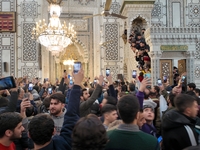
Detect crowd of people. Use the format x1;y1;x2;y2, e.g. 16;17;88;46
0;68;200;150
129;29;151;78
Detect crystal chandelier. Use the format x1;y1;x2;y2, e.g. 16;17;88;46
32;0;76;53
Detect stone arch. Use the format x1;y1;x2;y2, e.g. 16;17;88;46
130;15;148;33
74;39;89;63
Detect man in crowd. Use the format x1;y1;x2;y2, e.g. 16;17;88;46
80;75;103;117
187;83;196;92
101;104;118;130
105;95;159;150
0;112;24;150
49;93;66;135
162;94;199;150
28;69;83;150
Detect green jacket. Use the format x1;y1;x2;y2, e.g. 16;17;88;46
105;128;159;150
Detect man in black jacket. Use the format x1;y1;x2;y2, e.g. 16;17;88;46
162;94;199;150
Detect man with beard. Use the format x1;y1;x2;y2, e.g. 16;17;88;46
80;75;103;117
49;93;66;135
0;112;24;150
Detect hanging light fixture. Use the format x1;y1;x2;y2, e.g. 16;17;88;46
32;0;76;53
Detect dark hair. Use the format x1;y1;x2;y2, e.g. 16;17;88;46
43;97;51;109
72;114;108;150
104;96;117;106
129;83;135;92
174;94;196;113
101;104;117;115
49;93;65;103
0;112;22;138
0;97;9;107
28;114;54;145
195;88;200;95
26;105;34;117
187;83;196;90
81;88;87;97
154;85;160;94
117;95;139;124
169;92;176;107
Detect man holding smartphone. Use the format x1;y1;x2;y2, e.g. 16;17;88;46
80;75;104;117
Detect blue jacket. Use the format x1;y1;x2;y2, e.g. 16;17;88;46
39;85;80;150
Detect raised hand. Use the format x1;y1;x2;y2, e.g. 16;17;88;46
98;75;104;86
139;78;151;92
73;69;84;86
106;74;113;85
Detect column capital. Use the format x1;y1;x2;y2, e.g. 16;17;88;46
149;51;162;58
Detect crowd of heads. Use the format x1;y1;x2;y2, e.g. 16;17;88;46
0;68;199;150
129;29;151;73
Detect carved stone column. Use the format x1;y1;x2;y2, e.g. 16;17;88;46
150;51;162;85
185;51;195;83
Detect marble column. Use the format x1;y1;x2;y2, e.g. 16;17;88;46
150;51;162;85
185;51;195;83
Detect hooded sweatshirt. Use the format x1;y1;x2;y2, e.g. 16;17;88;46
50;108;67;135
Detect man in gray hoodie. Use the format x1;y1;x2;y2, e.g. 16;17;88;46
49;93;66;135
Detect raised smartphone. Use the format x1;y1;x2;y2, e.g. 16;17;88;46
73;62;81;74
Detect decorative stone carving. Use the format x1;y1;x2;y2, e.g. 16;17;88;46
70;19;88;31
151;2;163;18
22;67;38;78
104;23;119;61
21;1;38;18
0;33;15;76
0;0;15;11
195;41;200;59
195;65;200;78
188;3;200;19
104;1;120;19
22;23;37;61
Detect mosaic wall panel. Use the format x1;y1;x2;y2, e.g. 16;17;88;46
195;65;200;78
105;65;120;80
195;41;200;59
68;0;96;6
21;1;38;18
104;23;119;61
188;3;200;19
0;33;15;76
22;67;38;78
22;23;37;61
104;1;120;19
0;0;15;11
152;2;163;18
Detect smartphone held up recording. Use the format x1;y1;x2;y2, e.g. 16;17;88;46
48;87;52;94
0;76;16;90
28;83;33;92
132;70;137;78
181;76;186;83
106;69;110;76
73;62;81;74
157;79;162;86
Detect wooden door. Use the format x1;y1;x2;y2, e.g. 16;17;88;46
178;59;186;75
160;60;173;85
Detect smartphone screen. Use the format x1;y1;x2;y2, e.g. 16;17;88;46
69;80;73;85
69;77;72;80
94;79;97;83
181;76;186;83
106;69;110;76
163;76;167;83
48;87;52;94
73;62;81;74
28;83;33;91
0;76;16;90
157;79;162;86
157;136;162;143
132;70;137;78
